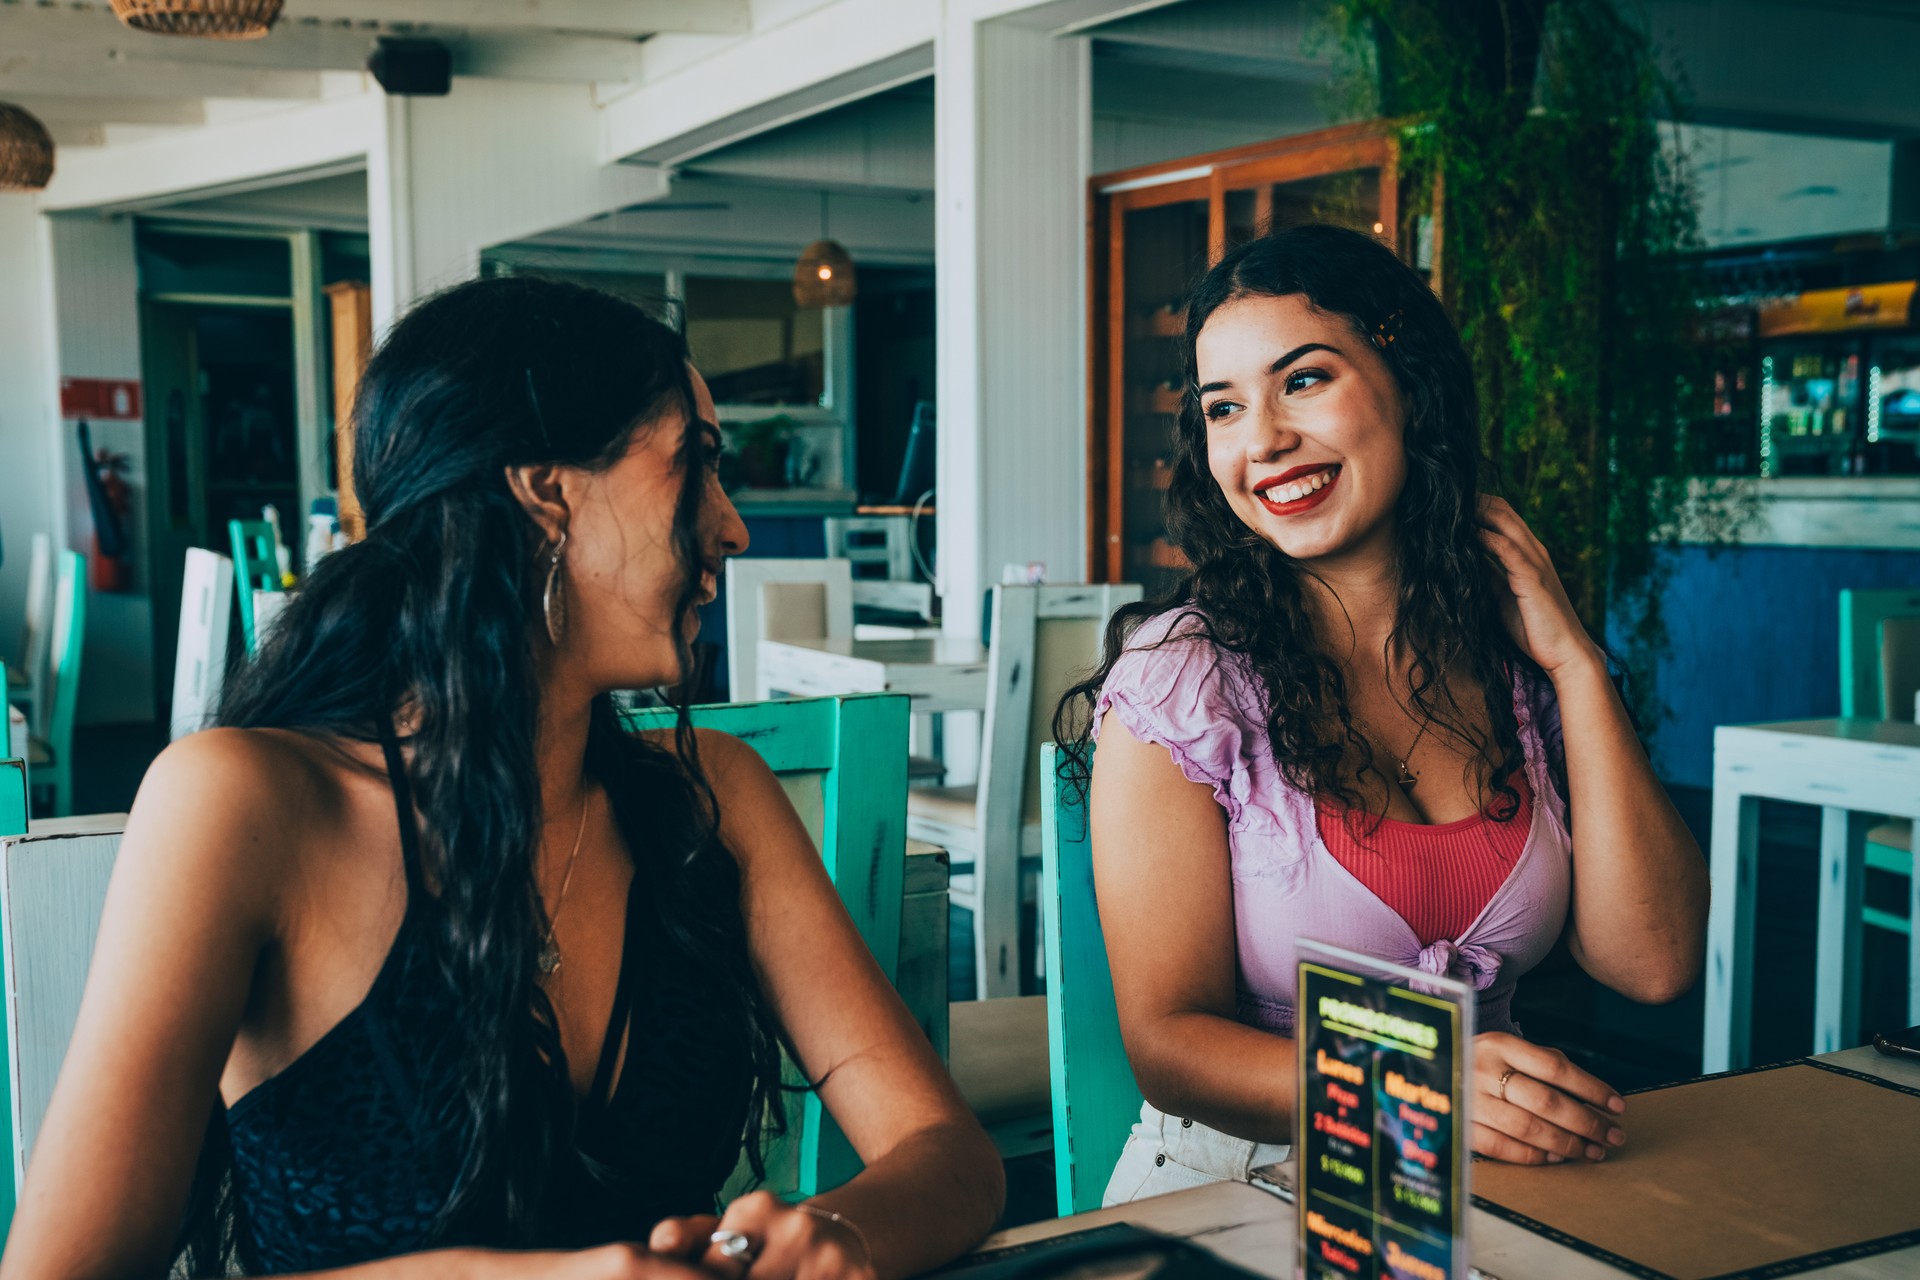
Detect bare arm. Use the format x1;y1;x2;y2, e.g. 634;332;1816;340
0;731;710;1280
1479;496;1708;1004
649;730;1002;1280
1091;715;1298;1144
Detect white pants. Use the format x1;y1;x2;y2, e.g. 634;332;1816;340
1101;1100;1292;1206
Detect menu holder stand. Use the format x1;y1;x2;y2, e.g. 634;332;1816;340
1295;939;1473;1280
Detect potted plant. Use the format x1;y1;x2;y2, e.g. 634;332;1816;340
727;414;800;490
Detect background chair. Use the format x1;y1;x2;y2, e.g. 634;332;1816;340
26;552;86;818
6;534;52;739
0;817;126;1233
1840;587;1920;939
169;549;234;742
908;583;1141;999
722;558;853;702
1040;740;1142;1216
621;693;907;1197
228;519;284;657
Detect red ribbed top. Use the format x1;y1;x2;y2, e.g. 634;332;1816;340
1314;773;1532;947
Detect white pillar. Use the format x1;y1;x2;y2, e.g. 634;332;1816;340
0;198;63;651
935;14;1091;638
367;80;672;334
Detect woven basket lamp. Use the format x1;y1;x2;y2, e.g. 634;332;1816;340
110;0;283;39
794;240;856;309
0;104;55;192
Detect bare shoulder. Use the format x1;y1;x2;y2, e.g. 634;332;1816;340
120;727;366;910
632;726;797;869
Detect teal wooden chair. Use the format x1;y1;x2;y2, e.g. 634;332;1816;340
0;754;26;1233
1040;740;1142;1216
25;553;86;819
1840;588;1920;938
620;693;908;1199
228;519;285;657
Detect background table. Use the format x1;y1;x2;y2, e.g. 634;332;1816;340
759;636;989;713
972;1047;1920;1280
1704;718;1920;1073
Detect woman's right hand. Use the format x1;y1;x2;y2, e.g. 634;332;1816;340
1471;1032;1627;1165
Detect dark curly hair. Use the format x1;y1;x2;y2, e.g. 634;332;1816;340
1060;223;1549;824
179;276;787;1271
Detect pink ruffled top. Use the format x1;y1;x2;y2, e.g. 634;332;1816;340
1091;608;1573;1037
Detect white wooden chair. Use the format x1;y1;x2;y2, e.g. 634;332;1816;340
0;816;126;1217
907;583;1142;999
169;549;234;742
6;534;53;740
723;558;854;702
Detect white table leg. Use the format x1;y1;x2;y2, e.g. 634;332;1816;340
1705;783;1761;1073
1814;808;1871;1054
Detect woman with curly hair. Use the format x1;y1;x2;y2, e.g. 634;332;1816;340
1059;224;1707;1204
3;277;1002;1278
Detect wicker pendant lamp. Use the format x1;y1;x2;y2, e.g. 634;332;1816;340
793;192;856;309
0;104;55;192
110;0;283;39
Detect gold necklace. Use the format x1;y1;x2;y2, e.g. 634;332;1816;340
1356;711;1436;791
538;788;591;976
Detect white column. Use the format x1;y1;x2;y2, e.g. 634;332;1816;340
0;198;63;653
935;14;1091;638
367;80;672;334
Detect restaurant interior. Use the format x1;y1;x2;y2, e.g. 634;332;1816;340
1;1;1918;1276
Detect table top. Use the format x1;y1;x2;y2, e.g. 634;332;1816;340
1721;717;1920;748
762;635;988;667
972;1046;1920;1280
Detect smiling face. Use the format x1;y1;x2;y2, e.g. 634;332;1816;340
1196;292;1410;568
559;366;747;691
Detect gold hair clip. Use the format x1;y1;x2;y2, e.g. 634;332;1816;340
1371;310;1405;350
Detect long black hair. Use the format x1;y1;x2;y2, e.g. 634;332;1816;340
179;276;786;1270
1061;223;1546;821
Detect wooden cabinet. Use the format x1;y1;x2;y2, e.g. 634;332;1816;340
323;281;372;541
1088;123;1424;588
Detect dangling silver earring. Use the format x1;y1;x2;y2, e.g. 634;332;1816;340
542;530;568;647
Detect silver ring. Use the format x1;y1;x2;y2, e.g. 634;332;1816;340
710;1230;757;1264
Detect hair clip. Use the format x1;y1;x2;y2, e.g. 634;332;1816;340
524;367;553;449
1371;309;1405;350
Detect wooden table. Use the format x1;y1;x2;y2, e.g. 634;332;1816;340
759;636;989;713
1704;718;1920;1073
970;1047;1920;1280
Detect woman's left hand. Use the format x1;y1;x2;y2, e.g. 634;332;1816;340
650;1191;876;1280
1477;496;1602;676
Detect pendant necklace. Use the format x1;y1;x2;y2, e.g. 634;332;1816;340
538;788;591;976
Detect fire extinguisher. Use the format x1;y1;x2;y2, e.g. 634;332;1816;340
76;420;134;593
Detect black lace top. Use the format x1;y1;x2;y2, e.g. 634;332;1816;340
222;728;755;1272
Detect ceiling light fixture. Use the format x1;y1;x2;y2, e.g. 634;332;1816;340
0;103;55;192
109;0;283;40
794;191;856;309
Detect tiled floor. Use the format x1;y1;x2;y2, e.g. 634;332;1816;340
53;724;1916;1229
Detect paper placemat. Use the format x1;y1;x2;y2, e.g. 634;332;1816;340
1470;1059;1920;1280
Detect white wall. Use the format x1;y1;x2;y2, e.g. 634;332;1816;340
0;198;61;672
1677;124;1894;248
45;214;153;725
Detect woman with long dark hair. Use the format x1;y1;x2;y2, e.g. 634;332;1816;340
4;277;1003;1277
1060;224;1706;1204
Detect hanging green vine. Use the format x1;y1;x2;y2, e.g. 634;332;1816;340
1322;0;1750;729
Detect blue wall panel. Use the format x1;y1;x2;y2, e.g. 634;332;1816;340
1623;545;1920;788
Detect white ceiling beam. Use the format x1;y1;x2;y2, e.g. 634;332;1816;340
283;0;749;37
601;0;936;165
452;33;648;81
45;123;107;148
3;97;207;126
38;91;376;211
0;53;324;101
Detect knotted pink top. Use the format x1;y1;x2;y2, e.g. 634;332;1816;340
1091;608;1573;1037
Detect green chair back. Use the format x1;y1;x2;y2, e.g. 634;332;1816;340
228;520;283;656
620;693;908;1198
1840;587;1920;720
34;553;87;817
1040;741;1142;1216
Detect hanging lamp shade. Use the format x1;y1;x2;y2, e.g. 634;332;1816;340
110;0;283;39
793;239;856;309
0;104;55;192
